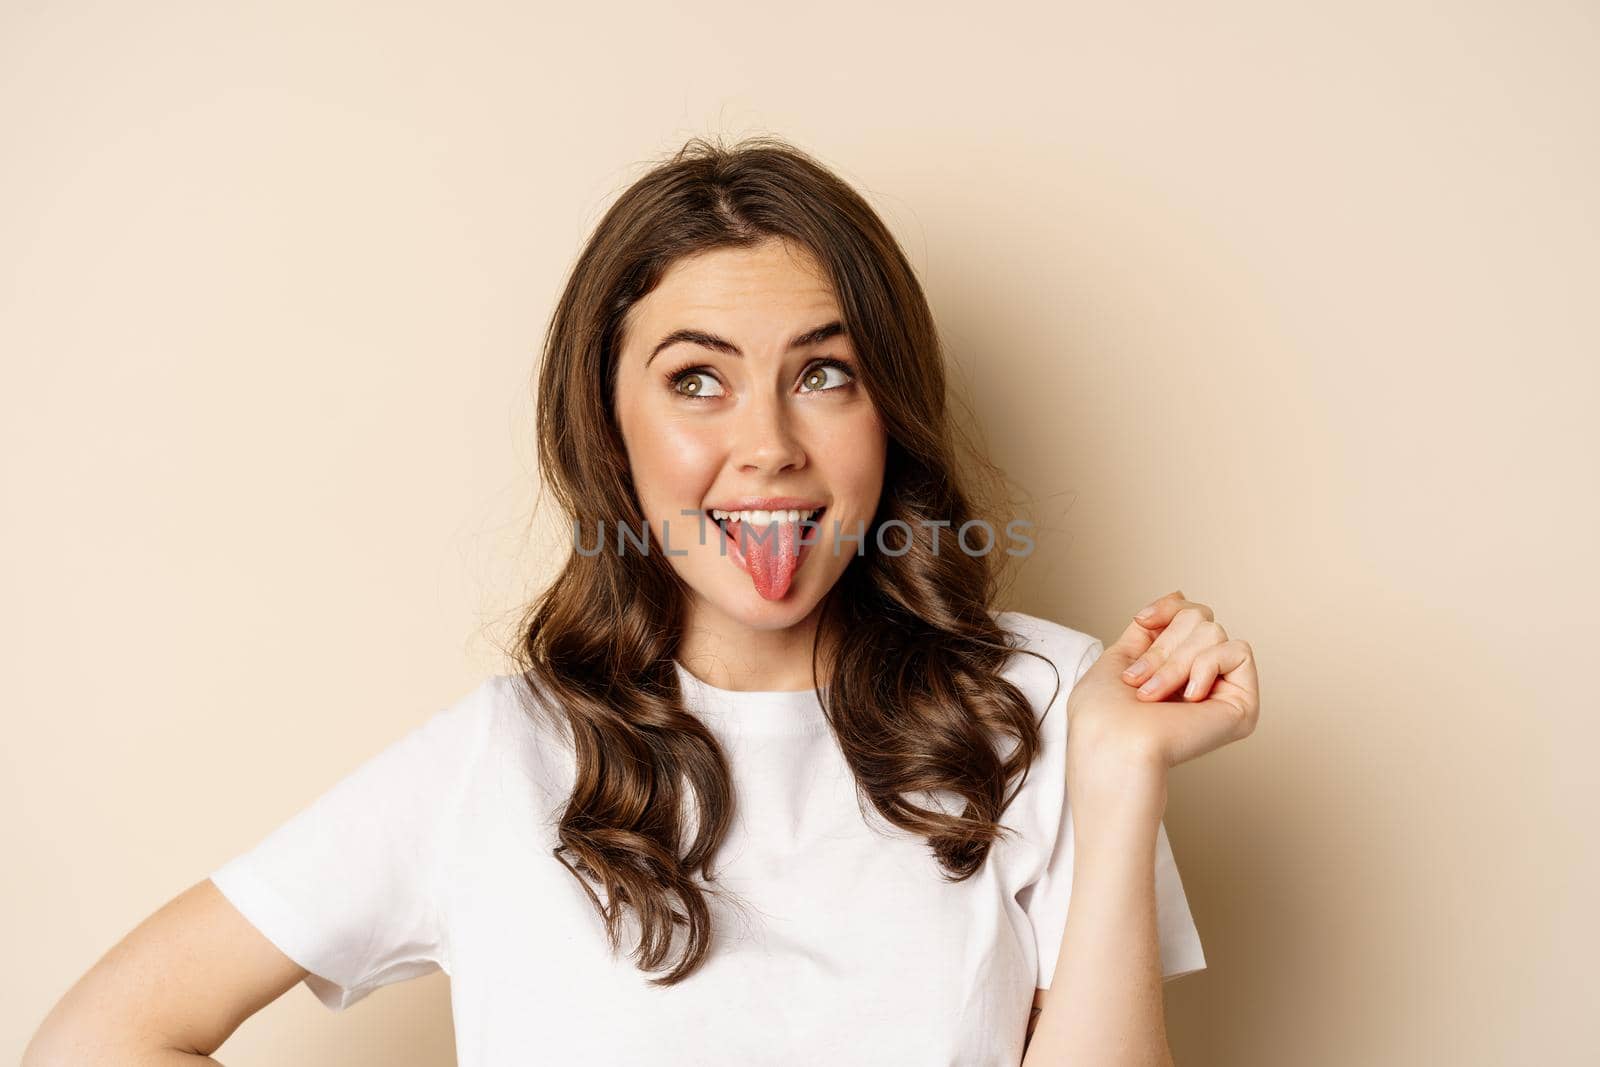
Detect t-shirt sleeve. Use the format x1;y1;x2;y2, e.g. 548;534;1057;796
207;679;492;1011
1015;636;1208;989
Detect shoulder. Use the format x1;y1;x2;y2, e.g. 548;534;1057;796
369;675;508;792
990;609;1104;713
468;670;581;794
431;671;561;733
424;674;509;745
382;672;552;791
987;611;1102;872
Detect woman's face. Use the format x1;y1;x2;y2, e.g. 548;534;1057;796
613;236;886;636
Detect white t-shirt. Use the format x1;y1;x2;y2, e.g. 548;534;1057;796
209;610;1204;1064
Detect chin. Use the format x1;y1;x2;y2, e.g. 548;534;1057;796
691;570;827;629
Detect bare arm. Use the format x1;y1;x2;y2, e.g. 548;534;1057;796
1021;756;1173;1066
23;878;311;1066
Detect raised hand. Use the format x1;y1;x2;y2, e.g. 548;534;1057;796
1067;589;1261;774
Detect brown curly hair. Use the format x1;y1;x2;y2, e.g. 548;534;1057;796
506;134;1061;986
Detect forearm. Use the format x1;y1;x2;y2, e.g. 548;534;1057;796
24;1044;223;1067
1022;766;1172;1067
23;1028;225;1067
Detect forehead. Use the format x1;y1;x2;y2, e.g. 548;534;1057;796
624;239;841;345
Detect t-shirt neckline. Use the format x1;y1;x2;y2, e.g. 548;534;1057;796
672;660;830;735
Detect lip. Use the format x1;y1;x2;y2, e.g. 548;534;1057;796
714;508;824;585
704;497;826;512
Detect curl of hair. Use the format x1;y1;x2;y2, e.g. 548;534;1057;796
505;134;1063;986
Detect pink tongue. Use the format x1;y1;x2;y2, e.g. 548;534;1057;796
736;518;802;601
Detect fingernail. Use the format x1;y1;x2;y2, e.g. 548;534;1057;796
1184;678;1200;699
1139;675;1161;694
1135;605;1156;620
1124;658;1148;679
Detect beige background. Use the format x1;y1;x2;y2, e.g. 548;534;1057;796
4;1;1596;1064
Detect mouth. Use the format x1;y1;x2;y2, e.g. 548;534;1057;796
705;506;827;553
706;505;826;527
703;506;827;599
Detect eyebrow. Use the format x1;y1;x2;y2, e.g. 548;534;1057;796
645;320;847;366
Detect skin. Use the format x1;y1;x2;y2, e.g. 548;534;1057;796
1024;590;1261;1065
612;235;887;692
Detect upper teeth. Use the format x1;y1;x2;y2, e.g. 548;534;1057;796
710;507;821;525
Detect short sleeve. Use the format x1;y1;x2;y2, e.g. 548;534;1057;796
208;678;493;1011
1015;637;1208;989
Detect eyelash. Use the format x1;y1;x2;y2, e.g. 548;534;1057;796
663;357;857;400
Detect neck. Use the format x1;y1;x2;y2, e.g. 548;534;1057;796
676;592;838;692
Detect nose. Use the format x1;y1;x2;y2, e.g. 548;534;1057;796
732;391;807;475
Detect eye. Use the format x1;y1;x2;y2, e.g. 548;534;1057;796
665;365;726;400
663;357;856;401
799;358;856;393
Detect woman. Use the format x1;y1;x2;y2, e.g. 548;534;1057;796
24;136;1260;1066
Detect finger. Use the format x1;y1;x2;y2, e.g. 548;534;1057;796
1110;614;1162;663
1123;603;1217;686
1131;618;1230;700
1112;595;1211;665
1132;589;1187;626
1140;641;1260;767
1181;645;1222;702
1122;603;1201;683
1211;638;1261;711
1133;618;1229;700
1123;609;1197;686
1131;590;1215;628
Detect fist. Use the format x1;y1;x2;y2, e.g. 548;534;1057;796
1067;590;1261;772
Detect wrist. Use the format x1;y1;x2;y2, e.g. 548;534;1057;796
1067;742;1168;846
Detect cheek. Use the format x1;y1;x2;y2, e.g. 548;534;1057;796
824;414;888;499
624;415;722;508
